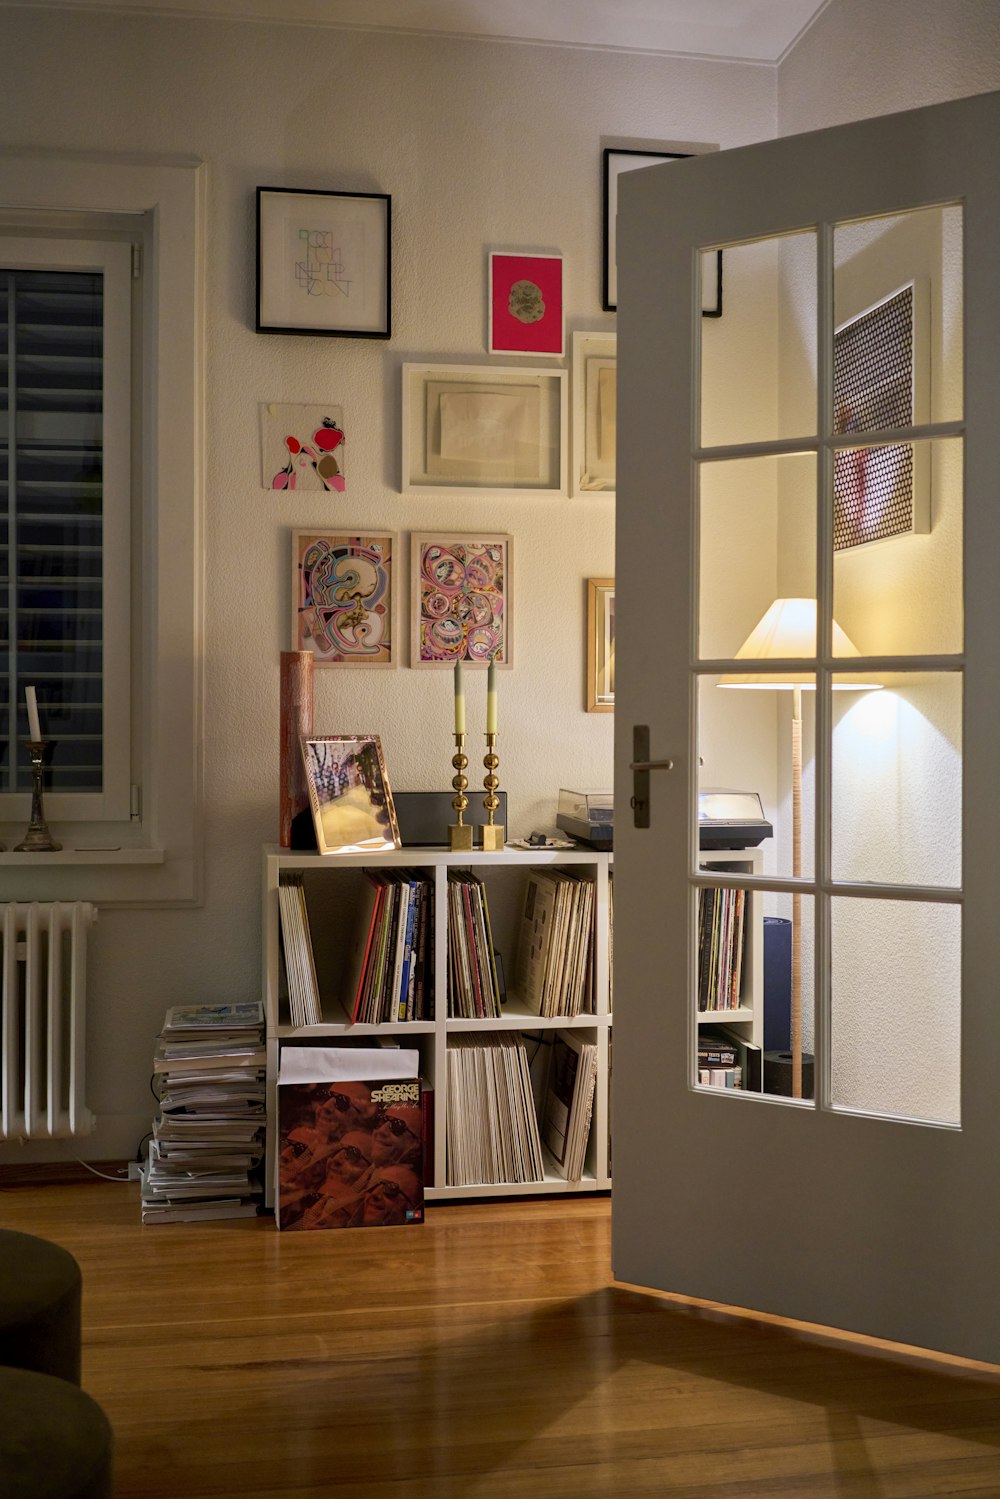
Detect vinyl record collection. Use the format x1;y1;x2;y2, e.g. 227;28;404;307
446;1032;544;1186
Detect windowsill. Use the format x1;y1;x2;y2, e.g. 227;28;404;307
0;846;166;865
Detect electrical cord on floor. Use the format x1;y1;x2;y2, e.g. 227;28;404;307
75;1159;131;1183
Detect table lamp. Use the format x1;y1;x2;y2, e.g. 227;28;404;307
718;598;880;1099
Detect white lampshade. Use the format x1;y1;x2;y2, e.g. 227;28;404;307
718;597;881;690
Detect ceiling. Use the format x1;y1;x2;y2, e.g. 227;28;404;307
5;0;833;63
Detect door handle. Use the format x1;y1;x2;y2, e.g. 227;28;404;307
631;725;673;829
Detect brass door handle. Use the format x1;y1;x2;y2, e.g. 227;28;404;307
631;727;673;828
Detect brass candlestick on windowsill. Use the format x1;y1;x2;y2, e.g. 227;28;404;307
449;733;474;850
15;740;62;852
479;732;504;851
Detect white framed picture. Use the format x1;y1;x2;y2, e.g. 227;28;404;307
572;331;617;497
402;363;566;496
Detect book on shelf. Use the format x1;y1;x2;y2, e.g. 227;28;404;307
445;1032;545;1187
277;1046;424;1231
514;870;596;1018
540;1032;598;1182
278;876;323;1026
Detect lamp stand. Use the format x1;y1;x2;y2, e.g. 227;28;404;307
791;686;802;1100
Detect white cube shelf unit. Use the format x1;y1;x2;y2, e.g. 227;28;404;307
696;846;765;1083
262;845;613;1207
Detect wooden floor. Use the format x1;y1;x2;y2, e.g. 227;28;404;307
3;1182;1000;1498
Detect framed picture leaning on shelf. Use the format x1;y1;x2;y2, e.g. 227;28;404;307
256;186;391;338
293;530;396;667
301;735;401;853
587;578;615;712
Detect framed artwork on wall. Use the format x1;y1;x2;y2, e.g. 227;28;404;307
602;148;722;317
402;364;566;496
293;531;396;667
301;735;401;854
256;187;391;338
572;331;617;496
262;403;346;491
488;251;564;357
411;533;512;669
833;279;930;549
587;578;615;712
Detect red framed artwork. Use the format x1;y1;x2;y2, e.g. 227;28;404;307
488;252;564;358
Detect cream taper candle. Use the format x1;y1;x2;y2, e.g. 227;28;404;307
25;686;41;742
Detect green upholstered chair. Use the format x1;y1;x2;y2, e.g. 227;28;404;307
0;1229;82;1384
0;1366;113;1499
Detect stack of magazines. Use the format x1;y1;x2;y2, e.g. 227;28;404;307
141;1001;266;1224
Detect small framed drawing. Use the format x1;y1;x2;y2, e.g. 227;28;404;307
412;533;512;668
263;404;346;491
488;252;564;357
602;148;722;317
256;186;391;338
572;332;617;496
587;578;615;712
301;735;401;854
402;363;566;496
293;531;396;667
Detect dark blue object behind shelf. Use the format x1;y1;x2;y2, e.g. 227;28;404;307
763;916;792;1053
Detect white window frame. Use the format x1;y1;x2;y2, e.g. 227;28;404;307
0;233;132;820
0;153;205;905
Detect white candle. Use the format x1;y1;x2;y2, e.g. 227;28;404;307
486;658;498;735
25;686;42;742
453;659;466;736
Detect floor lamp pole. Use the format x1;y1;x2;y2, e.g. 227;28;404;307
790;685;803;1100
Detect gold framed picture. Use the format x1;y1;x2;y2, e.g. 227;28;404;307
301;735;401;854
587;578;615;713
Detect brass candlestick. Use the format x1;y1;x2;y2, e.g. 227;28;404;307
15;740;62;852
449;733;474;850
479;732;504;851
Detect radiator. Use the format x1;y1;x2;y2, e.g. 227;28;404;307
1;902;98;1141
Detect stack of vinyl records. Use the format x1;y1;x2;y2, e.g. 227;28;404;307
445;1033;544;1186
697;886;747;1012
343;871;433;1024
539;1032;598;1182
278;876;322;1025
447;872;502;1019
514;870;596;1017
141;1001;266;1224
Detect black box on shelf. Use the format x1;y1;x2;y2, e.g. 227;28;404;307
393;790;508;847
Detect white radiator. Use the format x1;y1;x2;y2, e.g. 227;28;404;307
1;902;98;1141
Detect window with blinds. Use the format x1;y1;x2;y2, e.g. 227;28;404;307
0;235;132;818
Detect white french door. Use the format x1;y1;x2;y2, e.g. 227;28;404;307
611;90;1000;1361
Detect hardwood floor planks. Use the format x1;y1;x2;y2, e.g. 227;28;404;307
1;1182;1000;1496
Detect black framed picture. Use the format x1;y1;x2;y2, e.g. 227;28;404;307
602;148;723;317
256;186;391;338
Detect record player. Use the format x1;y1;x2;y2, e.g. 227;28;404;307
698;789;772;849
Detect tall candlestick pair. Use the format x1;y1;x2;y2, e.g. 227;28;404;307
450;657;504;851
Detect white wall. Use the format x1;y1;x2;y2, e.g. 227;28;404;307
0;6;777;1161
